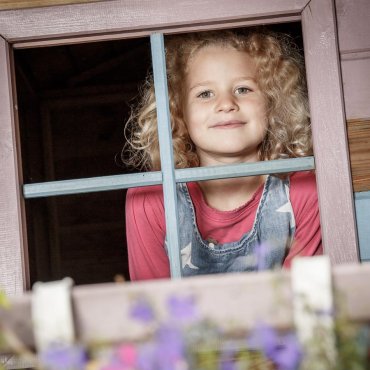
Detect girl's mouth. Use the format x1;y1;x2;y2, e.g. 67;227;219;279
211;120;245;129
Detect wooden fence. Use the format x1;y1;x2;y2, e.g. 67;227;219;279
1;257;370;369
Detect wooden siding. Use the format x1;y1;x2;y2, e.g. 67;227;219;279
336;0;370;121
336;0;370;53
347;119;370;193
341;54;370;120
0;0;101;10
336;0;370;184
335;0;370;262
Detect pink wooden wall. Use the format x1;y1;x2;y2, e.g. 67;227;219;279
336;0;370;120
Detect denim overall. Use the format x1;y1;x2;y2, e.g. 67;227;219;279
171;175;295;277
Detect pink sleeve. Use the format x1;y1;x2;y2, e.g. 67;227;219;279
283;171;323;268
125;186;170;280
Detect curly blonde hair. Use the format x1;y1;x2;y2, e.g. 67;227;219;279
123;29;312;171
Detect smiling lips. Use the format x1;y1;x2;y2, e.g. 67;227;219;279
211;120;246;129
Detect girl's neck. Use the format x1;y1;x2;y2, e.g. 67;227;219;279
197;175;266;211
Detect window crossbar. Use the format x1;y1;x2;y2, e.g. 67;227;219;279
23;156;314;199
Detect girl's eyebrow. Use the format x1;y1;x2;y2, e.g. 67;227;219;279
188;81;213;92
188;76;256;92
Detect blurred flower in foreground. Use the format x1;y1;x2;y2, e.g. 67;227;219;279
129;299;155;323
136;343;156;370
101;344;138;370
219;343;236;370
155;324;186;369
0;290;10;309
247;322;302;370
40;344;87;370
134;325;187;370
255;242;270;271
117;344;137;368
167;294;198;323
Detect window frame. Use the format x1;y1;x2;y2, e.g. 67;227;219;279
0;0;359;294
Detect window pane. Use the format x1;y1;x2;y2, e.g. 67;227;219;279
26;191;127;285
15;37;151;285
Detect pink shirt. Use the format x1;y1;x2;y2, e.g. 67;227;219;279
126;171;322;280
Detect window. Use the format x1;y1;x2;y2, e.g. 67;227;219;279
0;0;359;295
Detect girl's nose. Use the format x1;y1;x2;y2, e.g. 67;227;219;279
216;93;238;112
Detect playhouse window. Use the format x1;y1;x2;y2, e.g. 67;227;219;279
0;0;359;293
16;22;315;284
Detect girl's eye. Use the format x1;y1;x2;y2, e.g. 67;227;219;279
235;87;252;95
197;90;214;99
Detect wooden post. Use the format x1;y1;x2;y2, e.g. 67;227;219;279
0;37;28;295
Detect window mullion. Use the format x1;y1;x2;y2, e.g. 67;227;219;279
150;33;182;279
22;156;314;198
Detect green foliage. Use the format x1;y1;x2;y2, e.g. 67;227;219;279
0;290;10;310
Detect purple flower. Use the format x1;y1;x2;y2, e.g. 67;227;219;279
247;322;302;370
130;299;155;323
167;294;198;323
40;344;86;370
156;325;184;355
220;344;236;370
270;333;302;370
248;322;278;353
136;325;186;370
154;325;185;370
100;361;125;370
256;242;270;271
137;343;156;370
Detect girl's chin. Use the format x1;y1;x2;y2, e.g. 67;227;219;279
198;151;260;165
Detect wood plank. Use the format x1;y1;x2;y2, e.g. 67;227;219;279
0;0;308;42
341;55;370;120
347;119;370;192
0;38;28;295
0;0;101;10
1;262;370;349
12;16;302;49
336;0;370;120
335;0;370;53
302;0;359;264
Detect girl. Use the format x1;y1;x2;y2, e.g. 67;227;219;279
124;30;322;280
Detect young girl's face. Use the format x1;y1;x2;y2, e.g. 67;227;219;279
184;45;268;166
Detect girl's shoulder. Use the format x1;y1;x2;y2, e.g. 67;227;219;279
126;185;166;231
289;171;318;210
127;184;163;195
126;185;164;208
289;170;317;192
